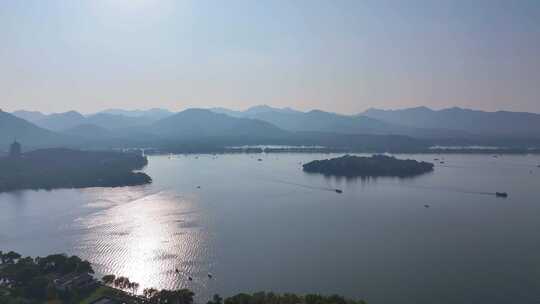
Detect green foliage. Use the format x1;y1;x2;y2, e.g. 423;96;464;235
0;149;151;192
0;251;94;303
101;274;116;286
0;251;22;264
143;287;159;299
208;294;223;304
144;288;194;304
221;292;366;304
24;276;49;300
303;154;434;177
36;254;94;275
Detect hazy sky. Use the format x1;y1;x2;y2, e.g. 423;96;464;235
1;0;539;114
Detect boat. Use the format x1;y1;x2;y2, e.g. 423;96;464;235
335;189;343;194
208;273;213;278
496;192;508;198
424;204;430;208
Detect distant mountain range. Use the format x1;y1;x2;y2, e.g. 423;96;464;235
0;111;74;150
210;106;472;139
363;106;540;138
210;105;301;118
209;105;540;139
12;108;175;132
3;105;540;152
99;108;173;120
149;109;287;139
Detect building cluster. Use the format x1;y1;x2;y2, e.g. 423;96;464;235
53;272;97;292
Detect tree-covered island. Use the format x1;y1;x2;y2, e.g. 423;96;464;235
0;148;151;192
302;154;434;177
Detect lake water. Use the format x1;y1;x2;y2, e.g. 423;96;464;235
1;153;540;304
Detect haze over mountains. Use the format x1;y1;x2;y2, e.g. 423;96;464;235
3;105;540;152
12;108;170;131
363;107;540;137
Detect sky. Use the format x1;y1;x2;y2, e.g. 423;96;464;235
1;0;539;114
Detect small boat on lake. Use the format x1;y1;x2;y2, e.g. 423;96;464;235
496;192;508;198
335;189;343;194
424;204;430;208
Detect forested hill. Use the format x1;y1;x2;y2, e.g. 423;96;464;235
0;149;151;192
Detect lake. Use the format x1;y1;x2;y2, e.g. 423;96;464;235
1;153;540;304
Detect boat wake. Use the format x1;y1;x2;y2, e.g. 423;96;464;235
398;183;497;196
257;177;337;193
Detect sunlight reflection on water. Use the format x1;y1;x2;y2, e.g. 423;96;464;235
73;189;212;295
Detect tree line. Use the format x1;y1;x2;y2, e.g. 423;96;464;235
1;250;367;304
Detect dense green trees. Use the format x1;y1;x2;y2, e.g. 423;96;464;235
101;274;140;295
302;154;434;177
101;274;116;286
0;149;151;192
0;251;22;264
144;288;195;304
216;292;366;304
0;251;94;303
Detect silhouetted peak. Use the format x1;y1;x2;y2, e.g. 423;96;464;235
245;105;302;115
178;108;215;115
306;109;328;115
246;105;274;111
409;106;433;112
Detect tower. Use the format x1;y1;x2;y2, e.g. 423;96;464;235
9;140;21;158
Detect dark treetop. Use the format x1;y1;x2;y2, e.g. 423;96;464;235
0;148;151;192
302;154;434;177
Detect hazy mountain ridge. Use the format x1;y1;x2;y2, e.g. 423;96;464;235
11;109;170;132
209;105;401;133
62;124;114;140
5;105;540;152
209;105;300;118
150;108;288;139
99;108;173;120
36;111;86;131
11;110;48;123
208;105;474;139
0;110;75;150
363;106;540;137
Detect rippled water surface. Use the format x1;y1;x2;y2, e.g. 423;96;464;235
1;153;540;304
